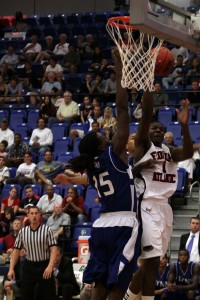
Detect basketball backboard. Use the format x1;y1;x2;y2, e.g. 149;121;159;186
130;0;200;52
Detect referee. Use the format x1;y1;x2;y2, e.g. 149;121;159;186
8;206;58;300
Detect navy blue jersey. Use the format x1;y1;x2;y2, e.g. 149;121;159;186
87;146;137;214
155;264;170;290
175;261;195;285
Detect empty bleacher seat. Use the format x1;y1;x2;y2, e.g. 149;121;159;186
189;122;200;142
84;185;98;213
57;152;75;163
172;168;188;202
129;122;139;134
90;204;101;222
54;137;72;157
15;123;29;138
51;123;68;142
166;122;181;140
8;167;17;179
157;108;175;127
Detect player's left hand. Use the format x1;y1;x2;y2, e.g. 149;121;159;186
43;265;53;279
176;99;190;125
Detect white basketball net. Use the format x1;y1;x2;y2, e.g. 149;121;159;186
106;17;163;91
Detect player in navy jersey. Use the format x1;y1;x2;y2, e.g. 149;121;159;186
69;50;141;300
124;96;193;300
154;254;170;300
165;249;199;300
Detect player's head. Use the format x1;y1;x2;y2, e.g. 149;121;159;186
69;131;107;173
149;121;165;147
178;249;189;264
160;254;168;268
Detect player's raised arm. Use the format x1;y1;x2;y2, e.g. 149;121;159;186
111;49;129;161
171;99;193;162
134;90;153;163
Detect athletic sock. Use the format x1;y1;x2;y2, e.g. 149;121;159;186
123;288;138;300
141;296;155;300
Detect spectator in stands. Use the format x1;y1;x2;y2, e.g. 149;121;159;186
47;203;71;241
79;73;93;94
0;75;8;106
6;152;36;187
43;56;63;83
48;91;80;128
28;92;40;108
0;156;9;193
87;104;103;130
0;258;21;300
79;96;93;124
0;62;15;83
29;117;53;154
39;95;57;123
4;77;23;105
62;186;87;224
104;71;117;95
89;46;103;72
34;150;66;186
166;249;199;299
80;34;98;60
0;46;18;69
23;34;42;62
6;133;30;167
100;106;117;140
53;33;69;56
0;140;8;157
152;82;169;116
37;184;63;221
90;73;106;94
186;79;200;108
3;219;21;259
183;57;200;85
62;44;81;73
171;45;189;63
18;61;39;90
164;132;175;147
40;71;62;97
35;35;54;63
18;185;39;214
15;10;27;32
179;217;200;263
0;119;14;149
53;247;80;300
178;150;200;187
1;187;20;215
0;208;15;237
132;101;142;122
162;55;187;89
154;254;170;300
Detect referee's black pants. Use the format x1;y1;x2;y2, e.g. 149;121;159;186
21;260;56;300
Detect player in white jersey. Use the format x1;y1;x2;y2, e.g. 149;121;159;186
124;97;193;300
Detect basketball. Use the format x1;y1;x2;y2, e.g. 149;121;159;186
153;47;174;77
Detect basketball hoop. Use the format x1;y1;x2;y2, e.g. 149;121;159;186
106;16;163;91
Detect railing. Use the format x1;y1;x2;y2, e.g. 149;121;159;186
188;180;200;216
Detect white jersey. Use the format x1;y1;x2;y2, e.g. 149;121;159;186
134;143;178;202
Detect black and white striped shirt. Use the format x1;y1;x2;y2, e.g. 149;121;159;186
14;224;57;262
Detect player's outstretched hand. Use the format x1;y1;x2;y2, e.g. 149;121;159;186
176;99;190;125
107;48;122;74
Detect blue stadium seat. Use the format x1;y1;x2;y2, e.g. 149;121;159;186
172;168;188;201
189;122;200;142
70;123;89;134
10;110;27;129
157;108;174;127
54;137;71;157
90;204;101;222
8;167;17;179
174;137;182;146
57;152;75;163
52;15;65;26
27;110;39;130
197;108;200;122
166;122;181;140
0;110;9;122
15;123;29;138
51;123;68;142
84;185;98;213
73;137;82;156
129;122;139;134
